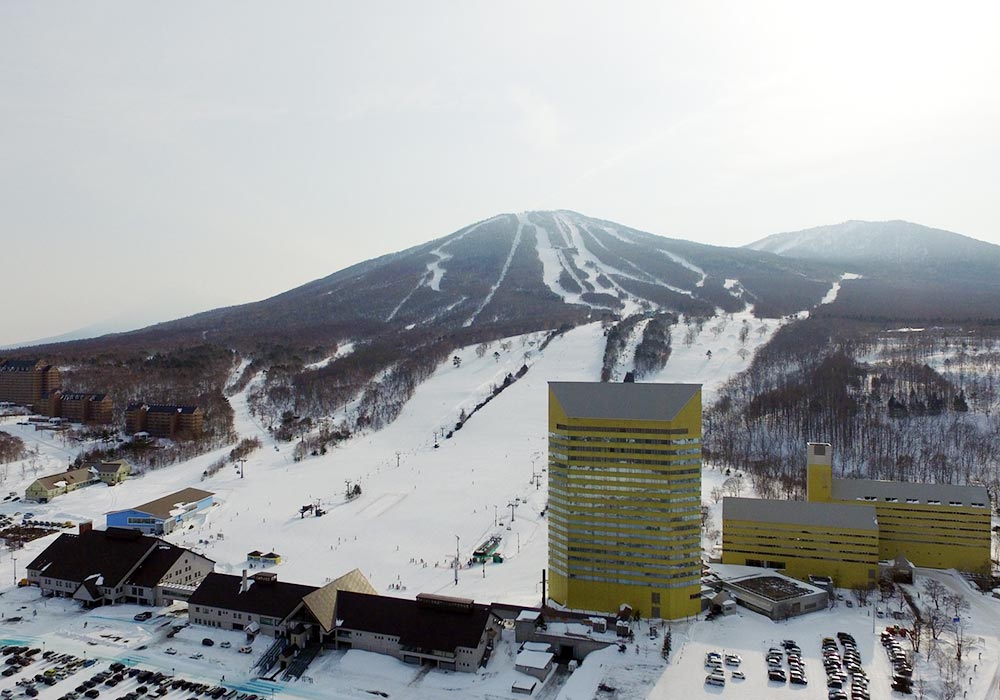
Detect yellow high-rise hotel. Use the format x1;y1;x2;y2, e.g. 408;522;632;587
723;442;991;588
547;382;702;620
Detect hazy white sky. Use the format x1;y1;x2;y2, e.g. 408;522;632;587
2;2;999;346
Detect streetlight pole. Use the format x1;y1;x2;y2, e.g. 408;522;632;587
508;502;516;522
493;505;498;527
12;555;16;586
237;458;246;479
454;535;460;586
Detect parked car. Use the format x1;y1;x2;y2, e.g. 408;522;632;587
238;646;253;654
133;612;152;622
201;638;215;647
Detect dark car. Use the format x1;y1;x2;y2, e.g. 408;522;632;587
133;612;153;622
201;638;215;647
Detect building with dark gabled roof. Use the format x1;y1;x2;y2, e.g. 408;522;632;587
125;541;215;606
301;569;378;642
188;571;318;639
333;591;498;672
26;527;212;606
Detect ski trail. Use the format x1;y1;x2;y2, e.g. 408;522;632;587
385;273;431;322
464;215;526;327
304;342;356;370
660;249;706;287
556;213;633;299
532;215;601;308
391;215;504;322
819;272;863;306
421;295;467;326
623;317;653;377
424;216;502;292
596;225;695;296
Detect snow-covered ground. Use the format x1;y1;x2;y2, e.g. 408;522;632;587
642;311;781;405
2;299;999;698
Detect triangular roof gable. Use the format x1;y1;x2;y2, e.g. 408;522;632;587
302;568;378;633
73;579;101;602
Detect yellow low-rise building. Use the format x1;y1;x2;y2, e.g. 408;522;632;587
722;497;879;588
25;460;131;503
721;442;992;589
806;442;990;574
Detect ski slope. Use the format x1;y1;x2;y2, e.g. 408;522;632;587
2;295;999;698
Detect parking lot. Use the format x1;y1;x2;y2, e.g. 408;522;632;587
0;642;275;700
650;601;911;700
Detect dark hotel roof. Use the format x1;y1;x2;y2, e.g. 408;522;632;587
549;381;701;421
188;572;317;620
26;528;154;586
336;591;491;652
126;543;185;588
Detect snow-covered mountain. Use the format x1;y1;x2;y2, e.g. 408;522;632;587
131;210;837;351
747;219;1000;274
747;219;1000;321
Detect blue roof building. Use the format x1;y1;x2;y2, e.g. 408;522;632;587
106;487;215;535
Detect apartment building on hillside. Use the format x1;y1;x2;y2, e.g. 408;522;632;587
0;359;60;408
40;391;113;424
126;403;204;439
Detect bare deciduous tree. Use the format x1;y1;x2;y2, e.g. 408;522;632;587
923;579;946;610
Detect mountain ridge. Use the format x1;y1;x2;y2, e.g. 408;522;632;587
747;219;1000;272
11;212;1000;359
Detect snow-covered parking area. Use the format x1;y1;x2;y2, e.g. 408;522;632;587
651;572;1000;700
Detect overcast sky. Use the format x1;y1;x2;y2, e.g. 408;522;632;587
2;2;999;347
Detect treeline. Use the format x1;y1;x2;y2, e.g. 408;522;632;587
706;318;1000;506
48;344;238;441
633;313;676;378
73;421;236;474
202;436;263;479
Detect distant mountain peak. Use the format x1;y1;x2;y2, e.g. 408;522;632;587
746;219;998;270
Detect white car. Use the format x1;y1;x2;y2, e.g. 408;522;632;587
732;670;746;680
164;648;177;655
